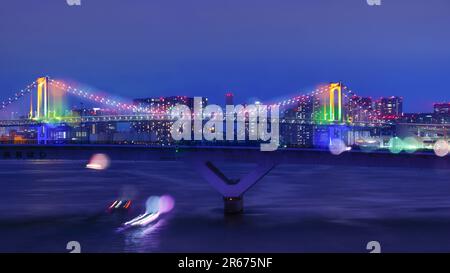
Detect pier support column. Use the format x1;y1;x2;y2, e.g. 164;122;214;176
37;124;48;144
223;196;244;214
193;159;276;214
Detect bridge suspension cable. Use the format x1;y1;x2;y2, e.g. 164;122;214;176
48;79;163;114
0;81;37;111
267;82;358;108
1;76;380;123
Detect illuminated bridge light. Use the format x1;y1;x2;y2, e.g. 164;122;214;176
2;77;368;130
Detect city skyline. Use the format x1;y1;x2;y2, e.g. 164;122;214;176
2;77;449;155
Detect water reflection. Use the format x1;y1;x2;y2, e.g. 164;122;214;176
3;161;450;252
122;219;166;252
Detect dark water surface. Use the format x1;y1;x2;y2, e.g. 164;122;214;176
1;160;450;253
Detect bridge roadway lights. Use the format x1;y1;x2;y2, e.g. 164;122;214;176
193;159;276;214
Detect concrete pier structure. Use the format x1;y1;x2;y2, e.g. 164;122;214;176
193;160;276;214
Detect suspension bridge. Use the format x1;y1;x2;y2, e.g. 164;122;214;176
0;76;432;150
0;76;387;129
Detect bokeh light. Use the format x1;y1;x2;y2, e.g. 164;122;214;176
145;196;160;214
329;138;348;155
403;137;421;154
86;153;110;170
159;195;175;214
434;139;449;157
122;194;175;228
388;137;404;154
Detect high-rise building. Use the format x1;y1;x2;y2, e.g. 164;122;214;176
132;96;207;145
134;96;197;113
280;97;315;147
347;96;373;123
375;96;403;120
433;103;450;124
434;103;450;115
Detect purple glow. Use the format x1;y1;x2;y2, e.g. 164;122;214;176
159;195;175;214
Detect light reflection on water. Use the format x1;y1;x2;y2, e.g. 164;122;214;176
122;219;166;253
1;160;450;252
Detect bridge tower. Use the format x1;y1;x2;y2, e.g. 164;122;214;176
323;82;343;123
32;77;50;144
34;77;49;120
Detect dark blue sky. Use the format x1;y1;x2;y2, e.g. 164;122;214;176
0;0;449;112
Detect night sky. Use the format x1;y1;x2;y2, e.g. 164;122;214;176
0;0;449;112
